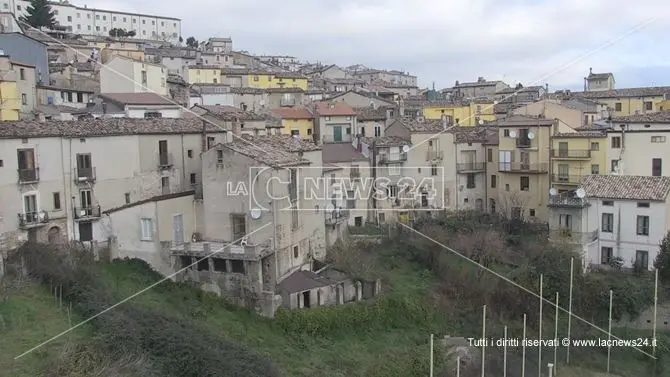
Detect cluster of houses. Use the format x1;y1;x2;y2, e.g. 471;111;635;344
2;3;670;316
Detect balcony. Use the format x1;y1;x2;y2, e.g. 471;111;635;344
158;153;174;169
456;162;486;173
551;174;583;185
551;149;591;159
516;138;532;148
18;211;49;229
426;150;444;161
74;205;102;220
498;162;548;173
74;167;96;183
550;229;599;244
280;97;296;106
379;153;407;164
322;134;353;143
17;168;40;184
171;240;273;261
325;208;350;225
548;194;589;208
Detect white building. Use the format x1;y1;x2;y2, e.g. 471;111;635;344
9;1;181;43
100;55;167;95
0;117;228;251
548;175;670;271
608;112;670;176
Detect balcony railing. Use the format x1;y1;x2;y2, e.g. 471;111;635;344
456;162;486;172
498;162;548;173
551;174;583;185
550;229;599;244
18;168;40;184
548;194;589;208
426;150;444;161
551;149;591;159
325;208;350;225
158;153;174;168
74;167;96;182
18;210;49;228
322;134;353;143
74;205;102;220
379;153;407;164
516;138;532;148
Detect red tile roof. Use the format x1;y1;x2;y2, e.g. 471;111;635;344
271;106;313;119
314;101;356;116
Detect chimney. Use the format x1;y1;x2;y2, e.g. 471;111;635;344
545;83;549;94
589;67;593;75
101;101;107;114
232;117;241;136
441;114;448;131
37;113;46;122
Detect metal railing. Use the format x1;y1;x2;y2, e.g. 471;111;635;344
516;138;531;148
551;149;591;158
548;194;588;207
426;150;444;161
18;211;49;228
322;134;353;143
551;174;583;185
379;153;408;164
158;153;174;168
18;168;39;183
498;162;548;173
74;205;102;219
456;162;486;172
74;166;96;182
550;228;599;243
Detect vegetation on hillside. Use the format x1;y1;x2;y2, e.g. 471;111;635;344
1;211;668;376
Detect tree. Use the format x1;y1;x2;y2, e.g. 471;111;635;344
654;231;670;284
20;0;56;29
186;36;198;48
126;30;136;37
109;28;127;37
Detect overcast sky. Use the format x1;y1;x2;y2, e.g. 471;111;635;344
88;0;669;90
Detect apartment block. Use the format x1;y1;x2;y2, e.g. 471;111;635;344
607;112;670;176
550;131;608;192
100;55;167;95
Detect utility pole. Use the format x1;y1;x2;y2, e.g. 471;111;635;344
371;139;377;224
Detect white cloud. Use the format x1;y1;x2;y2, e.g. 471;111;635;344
87;0;670;89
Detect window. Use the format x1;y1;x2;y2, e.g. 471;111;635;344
19;68;25;80
325;116;331;121
601;213;614;232
388;185;398;198
635;250;649;270
614;102;622;111
636;215;649;236
79;222;92;241
216;149;224;164
293;246;299;259
591;164;600;174
652;158;662;176
161;176;170;194
140;218;153;241
520;176;529;191
466;173;475;189
431;165;438;176
124;193;130;204
21;93;27;105
374;126;381;137
76;92;83;102
651;136;666;143
67;16;72;21
637;202;650;208
611;136;621;148
590;142;599;151
611;160;619;173
490;175;496;188
602;200;613;206
142;19;146;24
231;214;246;240
644;101;653;111
53;192;61;210
529;209;535;217
96;26;100;31
102;15;106;20
601;247;613;264
96;15;100;20
187;149;193;158
487;148;493;162
511;207;522;220
346;190;355;209
190;173;196;185
503;129;510;137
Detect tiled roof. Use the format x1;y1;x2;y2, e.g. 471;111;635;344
221;138;310;168
455;80;504;88
449;126;497;144
227;87;305;95
271;106;313;120
396;118;444;133
196;105;268;121
611;111;670;124
581;175;670;201
492;115;555;127
277;270;337;293
100;92;176;106
314;101;356;116
322;143;367;163
0;118;223;139
553;131;607;138
360;135;409;148
240;134;320;152
587;73;613;80
496;86;544;94
354;106;387;121
576;87;670;99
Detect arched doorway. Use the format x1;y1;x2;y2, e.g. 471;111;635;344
47;226;61;244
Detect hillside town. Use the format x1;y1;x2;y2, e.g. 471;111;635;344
1;1;670;320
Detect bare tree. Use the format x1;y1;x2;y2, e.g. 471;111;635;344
494;190;529;220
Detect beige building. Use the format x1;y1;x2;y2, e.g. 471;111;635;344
0;118;227;252
453;77;510;99
0;55;37;119
608;112;670;176
171;135;326;316
513;99;588;129
190;104;283;137
584;68;615;92
314;101;357;143
100;55;168;95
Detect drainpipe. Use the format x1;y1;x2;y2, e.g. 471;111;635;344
180;133;186;191
271;168;279;284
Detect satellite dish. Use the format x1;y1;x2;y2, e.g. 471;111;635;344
240;238;248;246
79;210;86;217
528;132;535;139
549;188;557;196
509;130;518;138
493;100;499;105
402;145;410;153
250;207;262;219
575;188;586;198
292;134;300;139
478;119;484;126
38;211;46;220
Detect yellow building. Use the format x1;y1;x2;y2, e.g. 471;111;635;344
657;100;670;111
422;100;495;126
550;131;608;192
271;106;314;139
0;56;20;121
247;72;308;90
579;87;670;116
186;66;222;84
489;115;558;222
